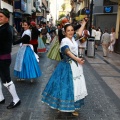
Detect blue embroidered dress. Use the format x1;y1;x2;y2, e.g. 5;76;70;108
42;37;88;112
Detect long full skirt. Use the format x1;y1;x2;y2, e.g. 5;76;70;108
37;37;46;53
14;46;42;79
42;60;88;112
47;36;61;61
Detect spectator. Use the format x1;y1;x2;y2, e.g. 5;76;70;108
101;29;111;57
108;27;116;53
95;28;101;50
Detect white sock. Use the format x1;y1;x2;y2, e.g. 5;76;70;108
0;80;4;101
4;81;20;104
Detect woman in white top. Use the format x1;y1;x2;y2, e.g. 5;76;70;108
108;27;116;52
13;21;42;82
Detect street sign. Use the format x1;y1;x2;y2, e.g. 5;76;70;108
36;12;43;16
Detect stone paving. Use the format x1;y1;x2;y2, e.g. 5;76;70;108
85;46;120;100
0;45;120;120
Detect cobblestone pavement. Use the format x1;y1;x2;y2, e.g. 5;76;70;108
0;45;120;120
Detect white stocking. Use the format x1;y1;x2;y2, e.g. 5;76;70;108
3;81;20;104
0;80;4;101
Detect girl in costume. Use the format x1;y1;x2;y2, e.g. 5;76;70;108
13;21;42;82
37;32;47;53
47;19;69;61
47;34;61;61
42;19;88;116
29;21;40;54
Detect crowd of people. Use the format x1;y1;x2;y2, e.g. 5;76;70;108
91;25;116;57
0;8;116;117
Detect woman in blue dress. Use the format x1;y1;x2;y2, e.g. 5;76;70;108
42;19;88;116
13;21;42;82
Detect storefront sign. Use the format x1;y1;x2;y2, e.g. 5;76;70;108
36;12;43;16
104;6;113;13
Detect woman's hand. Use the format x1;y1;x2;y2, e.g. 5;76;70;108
82;17;89;26
66;51;85;65
76;57;85;65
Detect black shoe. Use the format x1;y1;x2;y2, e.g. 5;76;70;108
103;56;107;57
7;100;21;109
0;99;5;104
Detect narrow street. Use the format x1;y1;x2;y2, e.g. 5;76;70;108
0;45;120;120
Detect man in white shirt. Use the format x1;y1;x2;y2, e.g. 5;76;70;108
95;28;101;50
91;26;96;38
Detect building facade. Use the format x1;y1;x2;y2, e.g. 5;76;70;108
110;0;120;54
70;0;89;23
13;0;49;32
0;0;13;25
93;0;118;32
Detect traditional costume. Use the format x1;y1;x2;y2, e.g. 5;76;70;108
0;8;20;109
46;33;51;44
14;29;42;79
47;35;61;61
37;34;46;53
42;37;88;112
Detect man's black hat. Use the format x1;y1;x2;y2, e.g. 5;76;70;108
0;8;10;18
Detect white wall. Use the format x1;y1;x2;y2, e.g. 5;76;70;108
49;0;64;25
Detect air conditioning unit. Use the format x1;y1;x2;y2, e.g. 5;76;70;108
31;7;36;13
36;1;40;7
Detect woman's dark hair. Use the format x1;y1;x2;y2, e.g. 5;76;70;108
23;21;30;26
64;23;74;32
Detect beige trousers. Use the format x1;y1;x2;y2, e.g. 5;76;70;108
102;44;109;56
